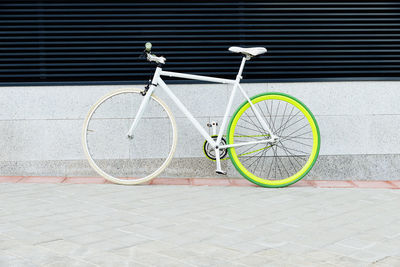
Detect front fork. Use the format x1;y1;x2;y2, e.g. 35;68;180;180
127;68;161;139
126;80;158;139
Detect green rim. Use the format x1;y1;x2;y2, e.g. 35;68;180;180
227;92;320;188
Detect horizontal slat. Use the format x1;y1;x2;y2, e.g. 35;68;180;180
3;29;400;34
2;13;400;18
2;18;400;24
2;2;400;6
3;24;400;29
3;7;400;12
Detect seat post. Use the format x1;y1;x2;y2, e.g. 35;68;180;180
236;57;248;82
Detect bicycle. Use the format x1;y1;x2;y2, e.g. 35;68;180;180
82;43;320;187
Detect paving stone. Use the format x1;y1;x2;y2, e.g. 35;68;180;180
0;176;24;183
336;237;376;250
183;243;242;261
1;184;400;266
41;257;97;267
349;250;389;264
4;245;66;266
63;177;106;184
157;247;202;262
81;251;144;267
118;224;173;240
84;240;132;252
372;256;400;266
313;180;354;188
1;229;60;245
322;244;360;257
38;240;85;256
19;177;66;183
65;229;127;245
236;254;276;266
352;181;396;189
136;241;183;253
115;248;191;266
326;255;370;267
181;254;247;267
0;237;25;250
302;249;342;262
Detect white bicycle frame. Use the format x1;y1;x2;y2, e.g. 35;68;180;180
127;57;277;173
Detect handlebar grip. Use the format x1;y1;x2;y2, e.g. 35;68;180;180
145;42;152;52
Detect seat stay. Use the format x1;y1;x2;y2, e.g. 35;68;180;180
237;84;275;139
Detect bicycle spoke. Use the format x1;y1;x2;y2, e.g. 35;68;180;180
256;100;275;133
278;116;306;136
273;100;281;132
249;149;265;174
236;124;264;134
277;144;309;157
241;148;266;164
274;146;291;179
275;109;300;135
235;142;261;155
258;147;269;176
281;138;313;148
274;146;284;178
264;99;277;133
283;123;310;140
281;131;312;140
240;116;264;130
237;145;272;158
276;142;308;161
245;113;265;134
277;143;304;169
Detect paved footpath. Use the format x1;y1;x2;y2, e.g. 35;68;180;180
1;183;400;266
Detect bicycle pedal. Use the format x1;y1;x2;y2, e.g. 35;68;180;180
216;170;227;175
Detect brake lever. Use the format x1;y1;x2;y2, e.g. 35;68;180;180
138;51;147;59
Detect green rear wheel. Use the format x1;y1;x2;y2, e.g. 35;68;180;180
227;92;320;188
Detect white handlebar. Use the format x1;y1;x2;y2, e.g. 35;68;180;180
146;53;166;64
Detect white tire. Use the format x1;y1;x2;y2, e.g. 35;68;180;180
82;88;177;185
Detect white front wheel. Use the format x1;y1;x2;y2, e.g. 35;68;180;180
82;89;177;185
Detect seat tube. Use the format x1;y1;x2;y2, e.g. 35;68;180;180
214;58;248;173
237;57;247;80
215;57;247;145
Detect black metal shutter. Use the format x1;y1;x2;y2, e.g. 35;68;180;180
1;0;400;86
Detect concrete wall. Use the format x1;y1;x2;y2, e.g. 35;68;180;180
0;81;399;180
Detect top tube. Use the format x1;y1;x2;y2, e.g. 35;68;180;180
160;70;236;84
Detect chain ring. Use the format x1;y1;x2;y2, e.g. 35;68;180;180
203;135;228;161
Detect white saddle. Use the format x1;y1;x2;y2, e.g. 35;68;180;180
229;46;267;57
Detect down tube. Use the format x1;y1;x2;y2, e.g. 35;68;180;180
156;78;217;147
